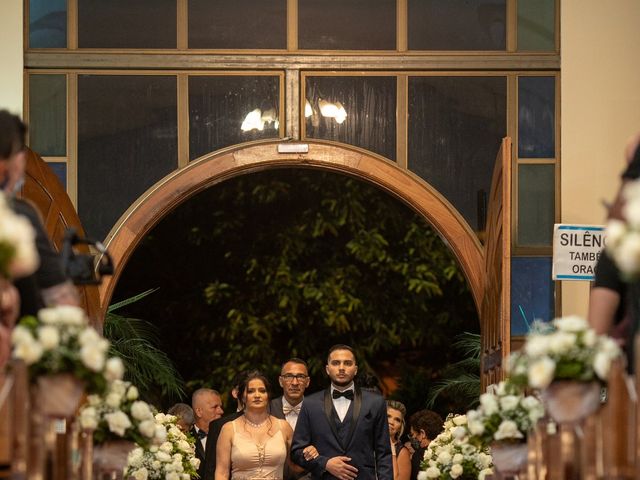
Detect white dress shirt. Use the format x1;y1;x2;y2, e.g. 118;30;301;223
194;426;207;450
282;397;302;430
331;385;354;422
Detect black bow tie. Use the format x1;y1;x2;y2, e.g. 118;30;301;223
332;389;354;400
195;429;207;440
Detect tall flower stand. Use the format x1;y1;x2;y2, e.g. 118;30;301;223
490;441;528;479
540;381;601;424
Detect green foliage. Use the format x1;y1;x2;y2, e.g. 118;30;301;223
114;170;479;406
425;332;481;411
104;289;185;402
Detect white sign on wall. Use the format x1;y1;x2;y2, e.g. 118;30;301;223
552;224;606;281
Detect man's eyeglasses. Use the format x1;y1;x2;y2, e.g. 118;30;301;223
281;374;308;382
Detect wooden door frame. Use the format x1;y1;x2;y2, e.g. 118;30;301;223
97;140;484;319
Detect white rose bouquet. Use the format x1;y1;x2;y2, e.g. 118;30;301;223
466;381;544;447
79;379;166;448
0;192;39;278
11;305;123;394
124;412;200;480
508;316;622;390
606;180;640;278
419;414;493;480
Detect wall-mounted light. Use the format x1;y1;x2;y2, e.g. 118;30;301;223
241;108;264;131
317;98;347;124
304;100;313;118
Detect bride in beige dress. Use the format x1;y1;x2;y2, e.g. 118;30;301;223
215;371;294;480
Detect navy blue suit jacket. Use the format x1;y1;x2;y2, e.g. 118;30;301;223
291;387;392;479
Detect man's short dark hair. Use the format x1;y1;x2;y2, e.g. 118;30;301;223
0;110;26;160
409;409;444;441
281;357;308;371
327;344;356;363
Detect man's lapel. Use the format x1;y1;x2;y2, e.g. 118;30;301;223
344;387;362;449
323;389;343;448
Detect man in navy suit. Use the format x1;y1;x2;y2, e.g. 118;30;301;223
291;344;393;480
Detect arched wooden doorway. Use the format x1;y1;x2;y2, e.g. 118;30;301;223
98;140;485;316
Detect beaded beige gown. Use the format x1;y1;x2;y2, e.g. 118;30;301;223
230;419;288;480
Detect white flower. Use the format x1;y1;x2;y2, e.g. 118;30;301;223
623;194;640;228
190;457;201;469
494;420;524;440
166;473;180;480
583;328;597;347
155;425;168;442
479;393;499;415
524;335;548;357
160;441;173;453
128;448;144;468
127;385;139;400
80;406;98;430
553;315;587;333
11;325;34;345
528;356;556;389
106;392;122;408
425;466;441;478
499;395;520;411
452;426;466;439
614;232;640;275
593;351;613;380
177;439;191;452
80;343;106;372
111;380;127;396
450;463;464;478
479;467;494;480
105;357;125;382
477;452;493;468
37;307;59;324
131;467;148;480
423;449;432;460
139;419;157;438
105;411;132;436
599;337;621;357
416;472;428;480
37;326;60;350
468;420;485;436
436;450;451;465
78;327;101;346
452;453;463;464
452;415;467;426
156;451;172;462
131;401;153;421
548;331;577;354
13;337;43;364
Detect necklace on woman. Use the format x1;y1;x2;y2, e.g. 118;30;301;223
244;416;268;428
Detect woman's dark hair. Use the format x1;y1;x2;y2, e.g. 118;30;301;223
409;409;444;441
238;370;272;401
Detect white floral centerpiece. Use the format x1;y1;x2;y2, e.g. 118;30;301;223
466;381;545;447
418;414;493;480
0;192;39;278
79;379;165;447
508;316;622;390
11;305;123;395
124;412;200;480
605;180;640;277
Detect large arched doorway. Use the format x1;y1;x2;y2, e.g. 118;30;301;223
98;140;485;320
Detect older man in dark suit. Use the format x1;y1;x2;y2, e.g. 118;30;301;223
291;344;392;480
270;358;311;480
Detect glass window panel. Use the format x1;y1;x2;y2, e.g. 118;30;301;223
189;76;281;159
78;0;176;48
28;75;66;156
29;0;67;48
518;76;555;158
78;75;178;240
518;164;555;246
511;257;554;335
299;0;396;50
408;0;506;51
189;0;286;49
305;76;396;161
47;162;67;189
408;76;506;230
518;0;555;51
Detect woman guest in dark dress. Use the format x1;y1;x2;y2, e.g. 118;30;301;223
387;400;411;480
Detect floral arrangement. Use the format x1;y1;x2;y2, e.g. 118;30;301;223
79;379;166;448
508;316;621;390
124;412;200;480
0;192;39;278
11;305;123;393
419;414;493;480
606;180;640;277
466;381;545;447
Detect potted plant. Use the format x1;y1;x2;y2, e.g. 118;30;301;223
124;412;200;480
508;316;621;424
11;305;124;417
466;381;544;476
79;379;166;477
418;413;493;480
